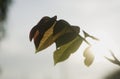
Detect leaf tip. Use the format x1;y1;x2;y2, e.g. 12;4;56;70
54;62;57;66
54;56;59;65
82;30;99;41
84;59;94;67
35;49;39;54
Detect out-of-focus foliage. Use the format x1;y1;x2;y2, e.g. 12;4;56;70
0;0;11;21
105;50;120;66
29;16;98;66
105;69;120;79
0;0;12;76
0;0;12;41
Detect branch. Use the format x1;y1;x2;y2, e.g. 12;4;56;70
105;50;120;66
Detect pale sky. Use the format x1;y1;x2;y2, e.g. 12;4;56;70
0;0;120;79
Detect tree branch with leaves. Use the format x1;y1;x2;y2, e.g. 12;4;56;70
29;15;120;67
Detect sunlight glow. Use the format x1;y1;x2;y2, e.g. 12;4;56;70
87;31;117;62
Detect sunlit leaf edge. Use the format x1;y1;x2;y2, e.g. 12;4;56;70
83;46;95;67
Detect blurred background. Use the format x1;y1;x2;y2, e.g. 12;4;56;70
0;0;120;79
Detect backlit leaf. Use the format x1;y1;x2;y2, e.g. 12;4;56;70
36;22;56;52
83;46;94;67
37;20;72;52
54;35;83;65
36;19;80;52
30;16;97;66
29;16;57;50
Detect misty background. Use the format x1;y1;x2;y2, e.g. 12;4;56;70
0;0;120;79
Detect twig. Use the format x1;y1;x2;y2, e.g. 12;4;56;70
105;50;120;66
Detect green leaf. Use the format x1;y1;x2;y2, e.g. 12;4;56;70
54;35;83;65
53;20;80;48
55;32;78;48
83;46;94;67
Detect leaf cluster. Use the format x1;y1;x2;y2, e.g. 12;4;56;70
29;16;98;66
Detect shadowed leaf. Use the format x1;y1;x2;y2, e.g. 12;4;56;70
53;20;71;35
53;20;80;48
71;26;80;34
54;35;83;65
37;21;71;52
55;32;78;48
36;19;78;52
36;22;56;52
29;16;57;50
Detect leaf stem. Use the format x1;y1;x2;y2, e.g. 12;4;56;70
78;35;91;45
105;50;120;66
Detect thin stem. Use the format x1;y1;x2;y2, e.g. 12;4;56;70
78;35;91;45
105;50;120;66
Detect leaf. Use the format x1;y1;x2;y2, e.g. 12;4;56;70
29;16;57;50
53;20;80;35
36;22;56;52
32;18;81;53
53;20;80;48
83;30;99;41
71;26;80;34
83;46;94;67
36;20;73;52
36;19;75;52
55;32;78;48
53;20;71;35
54;35;83;65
